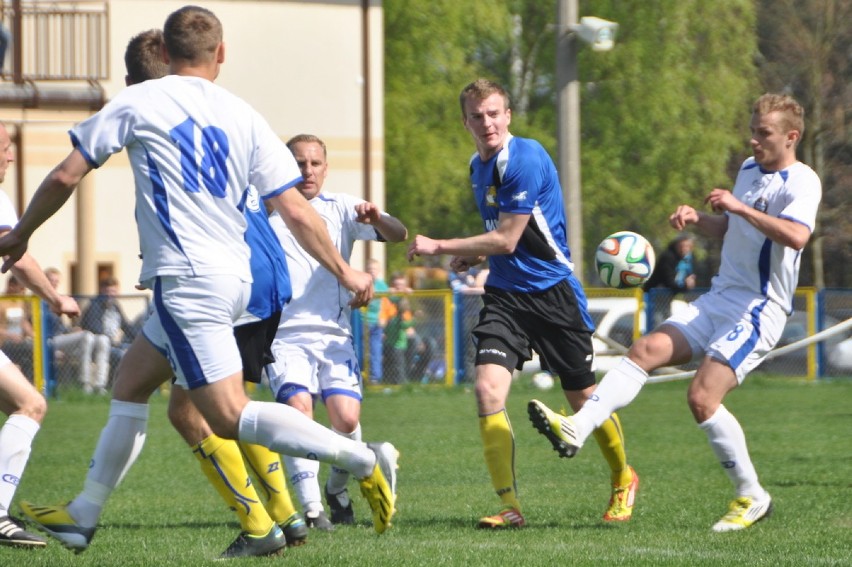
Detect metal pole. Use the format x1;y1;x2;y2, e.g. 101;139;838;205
556;0;584;282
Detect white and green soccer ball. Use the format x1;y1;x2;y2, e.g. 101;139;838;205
595;231;656;289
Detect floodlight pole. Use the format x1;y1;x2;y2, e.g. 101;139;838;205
556;0;584;282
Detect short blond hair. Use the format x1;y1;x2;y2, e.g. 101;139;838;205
753;93;805;142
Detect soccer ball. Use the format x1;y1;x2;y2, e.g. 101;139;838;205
595;231;656;289
531;371;555;390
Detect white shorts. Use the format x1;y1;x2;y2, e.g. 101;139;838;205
142;274;250;389
665;288;786;383
267;334;363;404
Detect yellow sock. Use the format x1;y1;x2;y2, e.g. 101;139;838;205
479;409;521;511
239;441;298;524
193;434;274;536
592;412;632;485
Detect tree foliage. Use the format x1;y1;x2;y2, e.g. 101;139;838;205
576;0;757;281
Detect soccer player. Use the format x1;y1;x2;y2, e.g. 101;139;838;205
266;134;407;529
6;5;397;554
407;79;638;528
528;93;821;532
0;122;81;548
120;28;307;557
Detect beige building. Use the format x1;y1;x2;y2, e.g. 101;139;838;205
0;0;385;308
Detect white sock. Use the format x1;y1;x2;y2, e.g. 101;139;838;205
326;424;361;494
574;357;648;441
699;405;767;499
238;401;374;478
0;414;39;514
283;455;322;512
68;400;149;528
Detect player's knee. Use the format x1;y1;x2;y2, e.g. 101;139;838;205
18;391;47;423
686;385;717;423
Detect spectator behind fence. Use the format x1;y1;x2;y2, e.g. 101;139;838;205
382;273;415;384
2;275;32;371
79;277;134;382
366;259;389;384
0;275;33;379
43;267;110;394
643;234;697;325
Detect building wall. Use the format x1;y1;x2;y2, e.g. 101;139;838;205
0;0;385;297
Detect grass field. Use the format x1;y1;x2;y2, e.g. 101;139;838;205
2;374;850;566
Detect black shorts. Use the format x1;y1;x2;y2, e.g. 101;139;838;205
472;280;595;391
233;311;282;383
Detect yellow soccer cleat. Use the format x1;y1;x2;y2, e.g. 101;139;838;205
476;507;526;529
19;501;95;552
603;466;639;521
712;495;773;532
358;442;399;534
528;399;582;458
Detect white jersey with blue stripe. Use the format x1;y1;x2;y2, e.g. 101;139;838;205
711;158;821;313
470;134;576;292
69;75;302;284
236;186;292;325
268;191;381;337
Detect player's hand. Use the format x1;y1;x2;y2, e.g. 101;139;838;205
341;267;374;308
354;202;381;225
0;230;29;273
450;255;485;272
407;235;440;261
669;205;699;231
703;188;742;215
53;295;81;317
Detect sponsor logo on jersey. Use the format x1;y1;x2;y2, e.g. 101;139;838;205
511;190;527;202
486;186;498;207
246;186;262;213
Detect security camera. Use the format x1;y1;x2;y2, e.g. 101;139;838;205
570;16;619;51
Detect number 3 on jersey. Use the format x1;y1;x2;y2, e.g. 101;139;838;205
171;117;230;197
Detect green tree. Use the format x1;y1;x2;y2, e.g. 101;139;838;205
384;1;509;273
577;0;757;281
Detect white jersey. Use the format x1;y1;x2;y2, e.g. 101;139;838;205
711;158;821;313
0;191;18;229
268;191;383;338
70;75;301;283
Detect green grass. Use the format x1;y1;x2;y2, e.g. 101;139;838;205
3;375;851;566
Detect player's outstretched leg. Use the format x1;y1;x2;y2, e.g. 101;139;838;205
358;443;398;534
527;399;582;458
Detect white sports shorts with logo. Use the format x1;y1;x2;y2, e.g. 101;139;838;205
267;333;363;404
142;274;250;389
664;287;787;383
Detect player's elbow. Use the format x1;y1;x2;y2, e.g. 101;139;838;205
786;225;812;251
